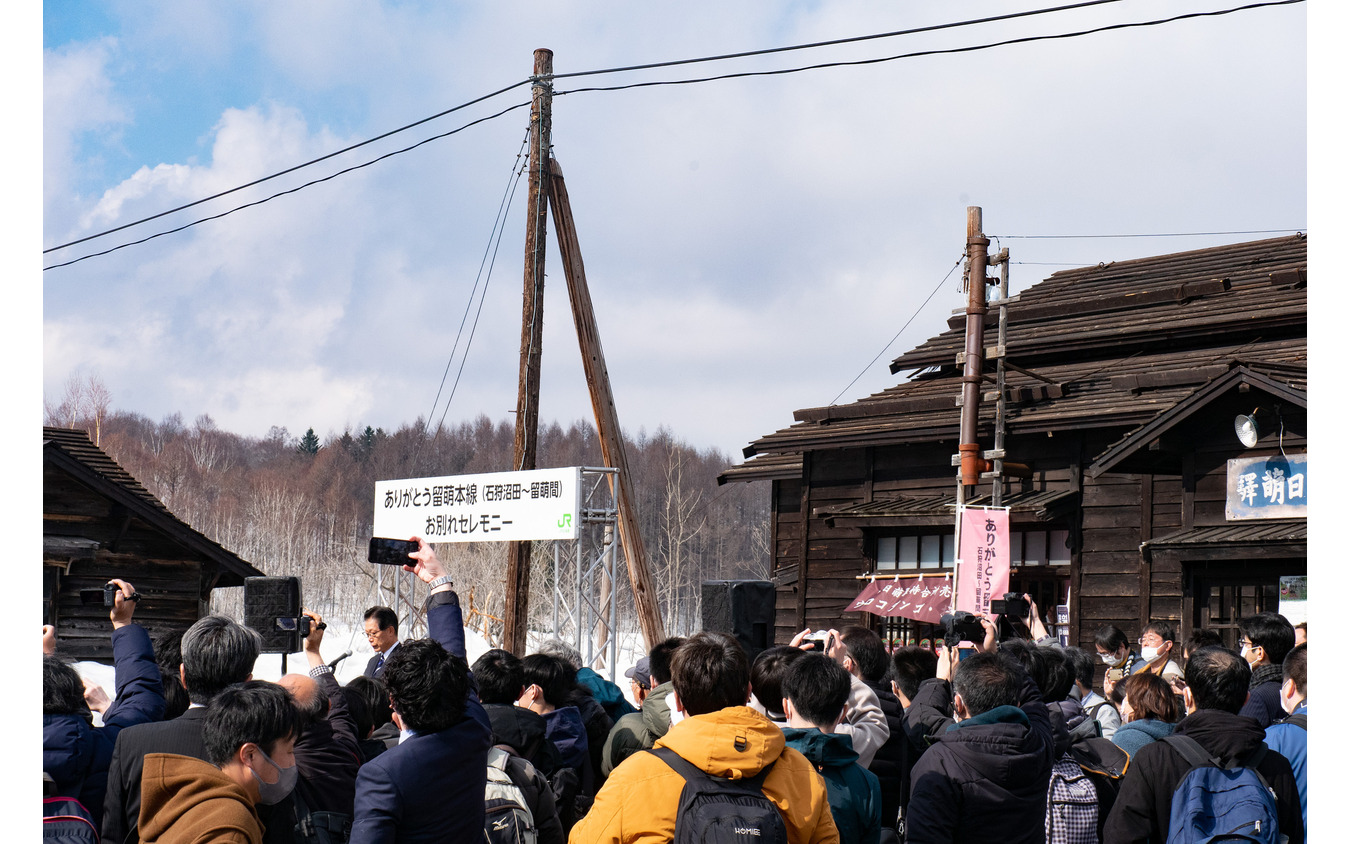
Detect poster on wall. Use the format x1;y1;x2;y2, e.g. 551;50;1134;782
955;506;1010;617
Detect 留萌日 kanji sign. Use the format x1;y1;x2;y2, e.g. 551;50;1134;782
373;467;582;543
1225;454;1307;521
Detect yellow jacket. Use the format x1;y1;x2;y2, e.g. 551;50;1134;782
569;705;839;844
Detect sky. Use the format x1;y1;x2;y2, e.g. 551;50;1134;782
40;1;1310;462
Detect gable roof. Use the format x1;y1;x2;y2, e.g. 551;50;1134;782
43;426;264;585
727;235;1306;473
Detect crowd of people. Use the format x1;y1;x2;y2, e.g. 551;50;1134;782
43;547;1308;844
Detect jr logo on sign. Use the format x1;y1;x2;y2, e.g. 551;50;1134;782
558;513;573;530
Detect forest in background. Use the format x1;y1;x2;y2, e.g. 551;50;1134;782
45;375;771;657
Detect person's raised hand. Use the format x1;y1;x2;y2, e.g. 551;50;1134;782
403;536;448;584
935;642;957;681
301;610;325;655
108;579;136;629
825;628;848;664
42;625;57;655
976;614;998;654
789;628;815;651
84;677;112;714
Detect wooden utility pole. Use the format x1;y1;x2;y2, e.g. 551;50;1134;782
548;157;667;650
503;48;553;656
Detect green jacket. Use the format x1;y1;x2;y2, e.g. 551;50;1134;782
782;727;883;844
600;680;674;776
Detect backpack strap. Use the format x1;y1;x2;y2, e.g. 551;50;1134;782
1161;734;1221;771
645;746;776;790
1280;712;1307;730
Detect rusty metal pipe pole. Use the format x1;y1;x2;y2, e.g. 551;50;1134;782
959;206;991;489
503;48;553;656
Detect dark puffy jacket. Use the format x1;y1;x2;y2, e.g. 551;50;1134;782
783;727;883;844
542;705;590;834
862;679;907;831
42;624;165;830
484;703;564;776
904;671;1055;844
570;687;613;792
1103;708;1303;844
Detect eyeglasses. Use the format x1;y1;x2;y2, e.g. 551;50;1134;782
1239;639;1256;649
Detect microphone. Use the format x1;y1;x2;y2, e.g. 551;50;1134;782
328;650;353;670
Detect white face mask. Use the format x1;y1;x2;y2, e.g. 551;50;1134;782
1100;652;1124;667
1141;646;1161;662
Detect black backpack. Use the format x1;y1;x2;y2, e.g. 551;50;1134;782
42;796;98;844
646;747;789;844
1279;712;1306;731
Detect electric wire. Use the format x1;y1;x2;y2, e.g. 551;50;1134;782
554;1;1303;97
45;0;1129;258
829;254;964;407
42;100;532;272
548;0;1129;81
412;128;531;473
43;79;534;255
43;1;1302;272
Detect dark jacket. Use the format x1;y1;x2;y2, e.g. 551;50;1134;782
862;679;907;831
102;707;210;844
783;727;883;844
43;624;165;832
1238;663;1285;729
349;591;492;844
1102;708;1303;844
259;667;363;844
904;671;1055;844
1110;718;1175;758
570;687;613;792
484;703;564;776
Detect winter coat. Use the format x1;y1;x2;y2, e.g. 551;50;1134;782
1110;718;1174;758
484;702;564;776
600;680;674;776
569;704;840;844
576;667;637;722
783;727;883;844
837;675;890;769
862;679;908;830
569;686;614;792
138;753;263;844
42;623;165;831
1239;662;1286;728
1102;708;1303;844
903;671;1055;844
1264;703;1307;835
542;706;589;772
1080;689;1122;740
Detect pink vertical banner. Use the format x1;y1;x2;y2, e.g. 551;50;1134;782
956;506;1010;616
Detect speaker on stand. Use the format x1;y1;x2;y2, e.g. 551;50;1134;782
701;579;776;664
244;576;303;667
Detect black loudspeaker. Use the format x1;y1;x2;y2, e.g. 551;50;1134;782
701;580;775;663
244;576;302;654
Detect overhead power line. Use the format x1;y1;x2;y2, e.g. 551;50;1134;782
43;0;1304;271
553;0;1305;97
42;100;532;272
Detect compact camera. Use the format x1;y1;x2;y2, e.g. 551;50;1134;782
80;583;141;608
990;592;1030;618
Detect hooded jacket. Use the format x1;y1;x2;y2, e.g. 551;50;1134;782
138;753;263;844
484;702;564;775
43;623;165;831
1110;717;1175;758
576;667;638;722
903;671;1055;844
782;727;882;844
600;679;674;776
1103;708;1303;844
569;704;840;844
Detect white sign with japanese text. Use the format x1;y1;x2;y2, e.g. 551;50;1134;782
373;467;582;543
1225;454;1307;521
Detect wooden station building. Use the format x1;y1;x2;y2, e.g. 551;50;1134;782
44;426;264;661
720;235;1307;653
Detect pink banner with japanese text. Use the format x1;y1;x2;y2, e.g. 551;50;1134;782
846;576;953;624
956;506;1010;616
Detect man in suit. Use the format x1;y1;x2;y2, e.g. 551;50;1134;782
350;538;491;844
102;614;261;844
362;606;400;679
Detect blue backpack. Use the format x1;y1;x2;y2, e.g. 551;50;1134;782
1162;735;1280;844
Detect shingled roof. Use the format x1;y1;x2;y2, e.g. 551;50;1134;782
725;234;1306;477
44;426;264;585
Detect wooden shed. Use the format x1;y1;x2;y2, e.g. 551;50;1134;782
720;235;1307;655
44;426;265;661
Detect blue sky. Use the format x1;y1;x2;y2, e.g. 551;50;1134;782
40;1;1311;458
